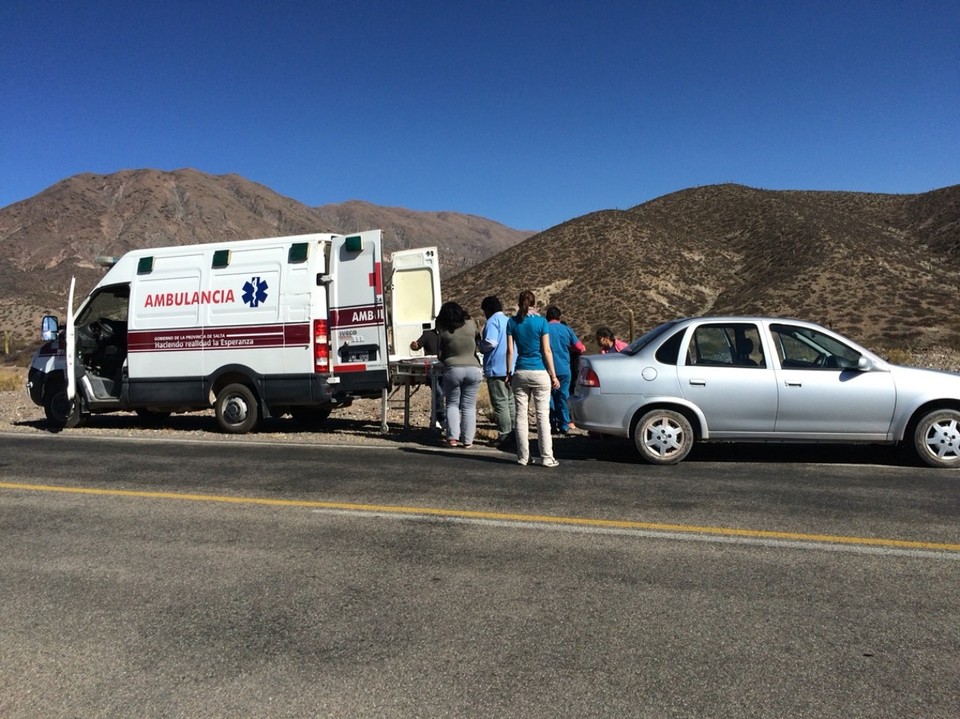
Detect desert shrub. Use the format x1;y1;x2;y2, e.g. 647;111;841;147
884;348;912;365
1;340;38;368
0;369;24;392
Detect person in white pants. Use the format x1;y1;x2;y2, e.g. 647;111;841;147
505;290;561;467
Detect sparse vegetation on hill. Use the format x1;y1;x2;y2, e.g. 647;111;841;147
2;173;958;356
450;184;960;353
0;169;531;342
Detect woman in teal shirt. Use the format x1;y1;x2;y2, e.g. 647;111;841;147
505;290;561;467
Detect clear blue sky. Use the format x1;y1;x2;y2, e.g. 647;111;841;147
2;0;958;230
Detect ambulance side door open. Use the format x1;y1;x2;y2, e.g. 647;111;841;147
66;278;77;401
389;246;441;358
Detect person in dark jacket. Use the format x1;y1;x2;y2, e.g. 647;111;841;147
410;323;439;355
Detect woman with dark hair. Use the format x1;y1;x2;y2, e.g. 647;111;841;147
505;290;561;467
436;301;482;448
595;326;628;354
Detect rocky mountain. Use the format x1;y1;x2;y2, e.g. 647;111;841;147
310;200;525;275
449;184;960;352
3;171;959;357
0;168;532;343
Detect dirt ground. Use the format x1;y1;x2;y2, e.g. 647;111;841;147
2;348;959;447
0;368;515;448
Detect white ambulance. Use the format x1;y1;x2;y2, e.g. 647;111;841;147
27;230;441;433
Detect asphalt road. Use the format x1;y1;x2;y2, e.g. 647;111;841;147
1;433;958;718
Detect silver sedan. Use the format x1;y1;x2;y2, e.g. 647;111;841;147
570;317;960;468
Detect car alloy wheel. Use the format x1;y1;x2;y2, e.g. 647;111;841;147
634;409;694;465
914;409;960;469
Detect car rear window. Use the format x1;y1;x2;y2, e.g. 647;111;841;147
622;320;681;356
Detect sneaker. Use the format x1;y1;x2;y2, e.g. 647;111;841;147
517;458;529;466
540;458;560;468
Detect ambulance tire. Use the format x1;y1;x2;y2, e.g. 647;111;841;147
44;385;82;429
290;406;332;429
215;383;259;434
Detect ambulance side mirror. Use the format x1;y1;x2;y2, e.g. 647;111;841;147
41;315;59;341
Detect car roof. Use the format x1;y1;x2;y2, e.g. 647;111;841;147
647;316;880;358
673;316;816;325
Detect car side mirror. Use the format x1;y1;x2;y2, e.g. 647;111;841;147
857;355;874;372
41;315;59;342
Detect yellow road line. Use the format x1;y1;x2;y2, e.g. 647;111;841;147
3;481;959;553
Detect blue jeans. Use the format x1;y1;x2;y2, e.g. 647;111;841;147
549;372;572;431
442;365;483;445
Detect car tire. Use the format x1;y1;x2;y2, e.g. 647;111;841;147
44;385;82;429
634;409;694;465
215;383;259;434
913;409;960;469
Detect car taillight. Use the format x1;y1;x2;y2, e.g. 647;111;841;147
314;319;329;371
580;366;600;388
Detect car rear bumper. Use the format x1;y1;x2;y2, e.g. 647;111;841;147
569;391;630;437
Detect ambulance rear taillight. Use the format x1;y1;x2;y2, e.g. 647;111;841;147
314;319;329;371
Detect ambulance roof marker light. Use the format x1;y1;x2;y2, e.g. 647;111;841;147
289;242;309;263
212;249;231;269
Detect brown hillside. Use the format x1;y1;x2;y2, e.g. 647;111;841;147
312;200;526;275
450;184;960;353
0;169;531;343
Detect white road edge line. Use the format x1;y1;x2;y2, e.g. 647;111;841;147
313;508;960;561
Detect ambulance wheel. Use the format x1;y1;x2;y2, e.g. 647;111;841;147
215;383;259;434
44;386;82;429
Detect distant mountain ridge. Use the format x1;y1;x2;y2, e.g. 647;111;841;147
449;183;960;352
0;168;532;342
2;170;958;355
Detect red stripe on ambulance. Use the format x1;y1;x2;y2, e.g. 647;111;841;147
128;323;309;352
329;304;384;329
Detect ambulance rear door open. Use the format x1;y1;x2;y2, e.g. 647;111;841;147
326;231;389;380
389;246;441;359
